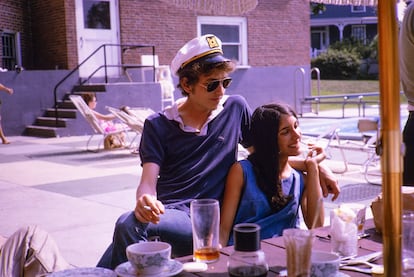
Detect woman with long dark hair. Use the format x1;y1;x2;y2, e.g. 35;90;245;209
220;102;325;246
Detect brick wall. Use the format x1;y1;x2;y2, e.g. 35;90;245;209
30;0;70;69
119;0;197;66
119;0;310;67
65;0;78;69
0;0;32;69
247;0;310;66
0;0;310;70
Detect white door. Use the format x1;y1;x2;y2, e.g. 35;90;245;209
75;0;120;78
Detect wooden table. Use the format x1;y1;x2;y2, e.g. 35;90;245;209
175;219;383;276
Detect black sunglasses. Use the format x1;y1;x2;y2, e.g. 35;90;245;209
199;77;232;92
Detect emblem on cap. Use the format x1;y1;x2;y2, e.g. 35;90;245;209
206;36;220;49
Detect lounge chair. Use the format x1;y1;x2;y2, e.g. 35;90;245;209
69;95;130;152
106;105;155;148
327;118;381;185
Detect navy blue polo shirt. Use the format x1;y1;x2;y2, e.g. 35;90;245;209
139;95;252;210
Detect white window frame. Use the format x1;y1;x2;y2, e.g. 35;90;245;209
1;30;21;70
351;6;366;13
351;24;367;44
197;16;248;67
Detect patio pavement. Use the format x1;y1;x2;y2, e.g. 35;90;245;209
0;105;406;267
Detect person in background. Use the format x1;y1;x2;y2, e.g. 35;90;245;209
0;225;72;277
81;93;121;132
0;83;13;144
81;92;127;148
400;1;414;185
97;34;340;270
220;103;325;246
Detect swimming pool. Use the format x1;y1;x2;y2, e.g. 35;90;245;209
300;115;408;141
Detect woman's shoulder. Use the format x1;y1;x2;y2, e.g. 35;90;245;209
238;159;252;168
236;159;255;179
228;160;252;179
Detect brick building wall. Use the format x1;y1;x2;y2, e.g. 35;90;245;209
64;0;78;69
118;0;310;67
118;0;198;66
0;0;32;69
247;0;310;66
30;0;70;69
0;0;310;70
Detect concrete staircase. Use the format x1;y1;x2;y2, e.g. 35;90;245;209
24;98;77;138
24;84;106;138
23;82;165;138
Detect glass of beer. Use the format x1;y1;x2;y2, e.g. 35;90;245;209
190;199;220;263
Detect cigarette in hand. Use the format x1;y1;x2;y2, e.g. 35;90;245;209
143;205;152;211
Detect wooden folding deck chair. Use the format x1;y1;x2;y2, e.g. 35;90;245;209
69;95;130;152
106;105;155;148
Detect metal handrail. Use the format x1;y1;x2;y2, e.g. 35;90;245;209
294;67;305;115
53;43;155;124
310;67;320;96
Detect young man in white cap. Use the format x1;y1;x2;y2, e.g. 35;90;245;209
97;34;339;269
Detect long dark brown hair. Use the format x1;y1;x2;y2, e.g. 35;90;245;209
247;102;298;212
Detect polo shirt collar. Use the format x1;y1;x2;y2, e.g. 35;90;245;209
164;95;228;135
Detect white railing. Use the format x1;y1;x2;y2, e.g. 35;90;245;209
310;48;327;58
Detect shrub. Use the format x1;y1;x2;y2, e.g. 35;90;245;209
311;49;361;80
330;37;378;60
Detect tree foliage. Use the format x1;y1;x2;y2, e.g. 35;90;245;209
310;3;326;15
311;49;361;80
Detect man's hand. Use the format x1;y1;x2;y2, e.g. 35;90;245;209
134;194;165;224
318;162;340;201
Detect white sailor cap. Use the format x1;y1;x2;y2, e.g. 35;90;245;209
170;34;230;76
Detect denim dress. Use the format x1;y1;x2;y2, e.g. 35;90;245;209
227;159;305;246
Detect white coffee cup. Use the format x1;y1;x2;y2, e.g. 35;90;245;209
126;241;171;275
311;251;340;277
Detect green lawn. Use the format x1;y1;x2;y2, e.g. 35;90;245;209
310;80;406;111
311;80;379;95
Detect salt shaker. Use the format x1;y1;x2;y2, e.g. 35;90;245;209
227;223;269;277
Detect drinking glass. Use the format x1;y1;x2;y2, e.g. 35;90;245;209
190;199;220;263
283;228;314;277
403;211;414;274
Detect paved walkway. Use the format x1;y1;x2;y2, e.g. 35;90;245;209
0;135;140;267
0;106;404;267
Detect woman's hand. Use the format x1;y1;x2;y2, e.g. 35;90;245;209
305;145;339;201
306;145;326;164
318;163;340;201
134;194;165;224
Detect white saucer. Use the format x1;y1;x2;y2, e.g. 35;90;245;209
115;260;183;277
48;267;117;276
279;269;350;277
